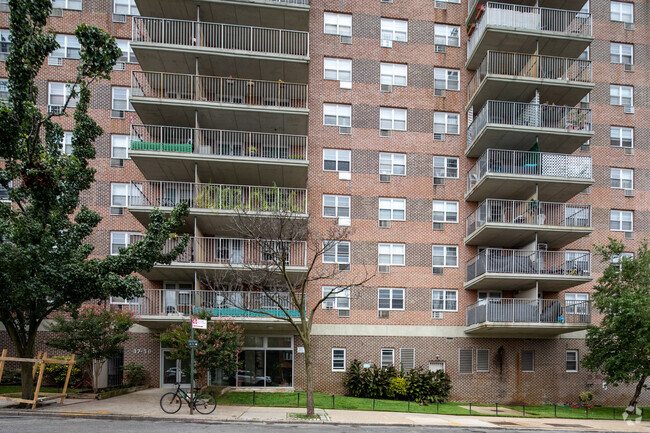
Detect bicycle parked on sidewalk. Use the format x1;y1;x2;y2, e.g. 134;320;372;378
159;383;217;415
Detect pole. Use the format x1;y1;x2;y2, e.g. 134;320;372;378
190;321;194;415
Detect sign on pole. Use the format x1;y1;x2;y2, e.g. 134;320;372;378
186;339;199;349
192;318;207;329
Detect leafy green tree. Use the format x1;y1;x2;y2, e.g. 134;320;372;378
0;0;189;400
583;239;650;412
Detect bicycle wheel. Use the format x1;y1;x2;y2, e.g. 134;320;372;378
160;392;183;414
194;393;217;415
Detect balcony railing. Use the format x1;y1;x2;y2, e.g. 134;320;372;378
467;51;592;103
466;199;591;237
131;71;308;109
113;289;302;318
130;124;308;161
467;100;592;147
467;2;592;58
466;298;591;326
467;149;592;193
133;17;309;57
466;248;591;281
129;180;307;214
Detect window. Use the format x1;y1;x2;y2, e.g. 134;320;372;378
0;29;10;60
380;63;407;87
378;243;405;266
476;349;489;373
0;181;11;202
432;245;458;267
381;349;394;368
432;201;458;223
322;287;350;309
610;126;633;148
566;250;590;275
52;0;82;10
48;82;79;108
111;135;129;159
611;252;634;271
433;157;459;178
112;87;134;112
433;112;459;135
379;152;406;175
379;198;405;221
61;131;73;155
610;168;633;189
478;291;502;300
521;350;534;372
610;1;633;23
110;231;138;255
578;46;590;60
610;210;633;231
51;34;81;59
114;0;139;15
610;42;633;64
565;293;589;314
566;350;578;372
324;57;352;82
116;39;137;64
323;194;350;218
323;149;351;173
378;288;404;310
332;349;346;371
432;289;457;311
324;12;352;36
323;241;350;264
323;103;351;127
380;107;406;131
434;24;460;47
434;68;459;91
400;348;415;372
111;183;129;207
610;85;633;106
0;79;9;101
459;349;473;374
381;18;408;42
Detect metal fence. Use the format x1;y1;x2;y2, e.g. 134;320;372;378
466;298;591;326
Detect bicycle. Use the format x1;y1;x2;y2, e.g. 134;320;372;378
159;383;217;415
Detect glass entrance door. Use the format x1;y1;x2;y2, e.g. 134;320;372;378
161;349;190;387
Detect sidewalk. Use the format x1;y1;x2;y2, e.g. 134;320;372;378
1;388;648;432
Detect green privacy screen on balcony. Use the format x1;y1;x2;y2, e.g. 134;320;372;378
131;141;193;153
194;307;301;318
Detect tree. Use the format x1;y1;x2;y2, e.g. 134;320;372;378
0;0;189;400
46;305;137;393
582;239;650;412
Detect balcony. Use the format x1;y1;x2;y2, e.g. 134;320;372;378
465;298;591;337
131;17;309;82
131;71;308;134
466;2;592;69
128;180;308;233
466;199;592;248
129;124;308;187
467;51;593;112
466;100;592;157
466;149;593;202
465;248;592;291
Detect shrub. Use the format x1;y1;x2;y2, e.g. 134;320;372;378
388;377;408;399
44;357;82;387
123;363;146;387
343;360;366;397
579;391;594;405
2;369;22;385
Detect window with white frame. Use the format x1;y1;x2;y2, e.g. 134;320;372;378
52;0;82;10
381;348;394;368
566;250;590;275
611;252;634;271
378;243;405;266
476;349;489;373
323;241;350;264
61;131;73;155
434;24;460;47
380;107;407;131
378;288;404;310
432;245;458;267
379;152;406;175
0;30;10;59
48;82;80;108
432;289;457;311
610;210;633;231
0;181;11;202
51;34;81;59
459;348;473;374
521;350;534;372
110;231;139;255
565;293;589;314
111;183;129;207
323;103;351;127
116;39;137;64
433;156;459;178
432;200;458;223
332;348;346;371
114;0;139;15
111;135;129;159
381;19;408;42
434;68;459;91
322;286;350;310
610;43;633;64
380;63;407;87
433;112;459;134
379;198;405;221
610;1;633;23
323;149;351;173
324;12;352;36
437;0;461;3
566;350;578;372
610;126;633;148
610;85;633;106
478;291;502;300
610;168;633;189
323;194;350;218
112;87;134;112
578;46;590;60
324;57;352;82
0;79;8;101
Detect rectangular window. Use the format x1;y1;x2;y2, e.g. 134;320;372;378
324;12;352;36
322;286;350;309
566;350;578;372
378;197;406;221
610;1;633;23
378;288;404;310
0;181;11;202
52;34;81;59
323;103;351;127
52;0;82;10
322;194;350;218
0;29;11;60
114;0;139;15
111;135;129;159
110;231;138;255
478;291;502;300
379;152;406;175
610;210;633;231
112;87;134;112
324;57;352;82
332;348;346;371
381;348;394;368
459;349;473;374
433;112;460;135
378;243;405;266
433;156;459;178
521;350;534;372
111;183;129;207
610;126;633;148
48;82;80;108
610;85;633;106
400;348;415;372
116;39;137;64
323;241;350;264
58;131;73;155
381;18;408;42
566;293;589;314
476;349;489;372
610;42;633;64
432;200;458;223
434;68;459;91
380;107;407;131
323;149;351;173
432;245;458;267
380;63;407;87
434;24;460;47
610;168;633;189
432;289;457;311
611;252;634;271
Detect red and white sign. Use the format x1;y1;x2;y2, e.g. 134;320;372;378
192;318;207;329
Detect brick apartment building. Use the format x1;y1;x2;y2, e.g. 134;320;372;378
0;0;647;404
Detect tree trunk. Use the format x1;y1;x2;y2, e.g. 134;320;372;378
627;375;647;413
303;342;314;417
20;361;35;401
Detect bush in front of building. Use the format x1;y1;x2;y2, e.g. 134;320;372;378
123;363;146;387
44;356;82;387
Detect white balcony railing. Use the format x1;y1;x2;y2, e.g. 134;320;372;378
467;2;592;58
466;298;591;326
130;124;308;161
133;17;309;57
467;149;592;193
466;199;591;237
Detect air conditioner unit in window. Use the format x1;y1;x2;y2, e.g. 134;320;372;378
625;231;635;240
434;45;447;53
432;311;444;319
624;63;634;72
113;62;126;71
340;35;352;44
324;301;334;309
48;56;63;66
339;126;352;135
339;171;352;181
433;222;444;230
379;174;391;183
580;143;590;152
380;83;393;93
339;81;352;89
110;206;124;216
338;217;351;226
47;105;62;115
434;1;447;8
50;8;63;17
338;263;350;271
624;189;635;197
433;133;445;141
338;309;350;318
624;22;634;31
434;88;446;97
113;13;127;23
433;177;445;186
624;106;634;114
378;310;390;318
380;39;393;48
624;147;634;155
432;267;443;275
110;158;125;168
378;265;390;274
380;129;392;138
379;220;391;229
111;110;125;119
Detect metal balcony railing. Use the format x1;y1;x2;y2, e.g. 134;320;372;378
133;17;309;57
467;149;592;193
466;298;591;326
467;51;592;103
467;100;592;147
130;124;308;161
266;0;309;4
128;180;308;214
131;71;308;109
467;2;592;58
466;199;591;237
466;248;591;281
